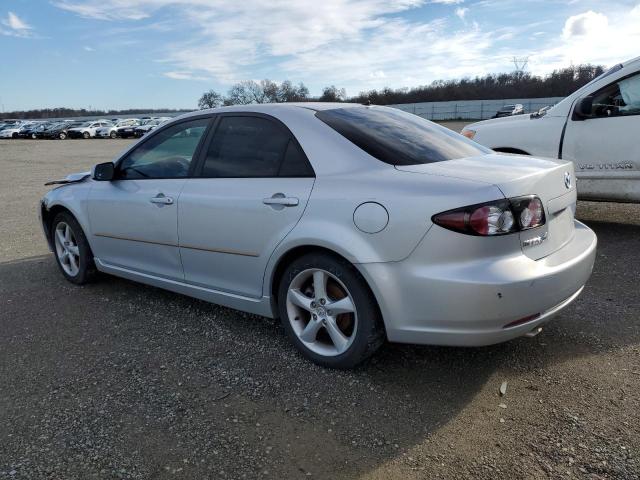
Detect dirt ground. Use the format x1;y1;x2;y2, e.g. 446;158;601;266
0;134;639;479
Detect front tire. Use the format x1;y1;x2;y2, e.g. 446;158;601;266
59;132;67;140
277;253;384;369
83;131;90;139
51;212;96;285
110;130;117;139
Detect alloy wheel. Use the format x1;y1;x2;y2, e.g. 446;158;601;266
54;222;80;276
286;268;358;357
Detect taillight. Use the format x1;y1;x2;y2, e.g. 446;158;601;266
432;196;546;236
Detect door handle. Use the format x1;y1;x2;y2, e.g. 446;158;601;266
263;194;299;207
150;194;174;205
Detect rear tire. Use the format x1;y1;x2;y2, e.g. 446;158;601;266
12;132;18;138
110;130;117;139
59;132;66;140
83;131;90;139
277;252;384;369
51;212;97;285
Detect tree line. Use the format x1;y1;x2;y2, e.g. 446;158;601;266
198;64;605;108
0;107;189;121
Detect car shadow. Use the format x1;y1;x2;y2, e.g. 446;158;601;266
1;213;638;479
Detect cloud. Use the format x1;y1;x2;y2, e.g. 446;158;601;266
53;0;500;91
51;0;640;97
163;71;208;81
1;11;33;37
83;45;95;51
455;7;468;19
529;5;640;75
562;10;608;38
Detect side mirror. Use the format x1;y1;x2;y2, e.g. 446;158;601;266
93;162;115;181
574;96;593;119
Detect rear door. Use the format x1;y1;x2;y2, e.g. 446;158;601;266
563;69;640;202
178;113;315;298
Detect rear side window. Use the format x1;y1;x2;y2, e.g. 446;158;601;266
316;107;490;166
278;140;314;177
201;116;314;178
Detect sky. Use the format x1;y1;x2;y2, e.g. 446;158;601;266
1;0;639;111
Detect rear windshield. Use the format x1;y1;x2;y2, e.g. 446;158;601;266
315;107;490;166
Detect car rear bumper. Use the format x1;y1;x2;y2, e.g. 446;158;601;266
358;220;597;346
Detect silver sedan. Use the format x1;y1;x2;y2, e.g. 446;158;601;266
40;104;597;368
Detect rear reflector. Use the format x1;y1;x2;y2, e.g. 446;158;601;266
502;313;541;329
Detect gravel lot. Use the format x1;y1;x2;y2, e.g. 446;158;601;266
1;134;639;479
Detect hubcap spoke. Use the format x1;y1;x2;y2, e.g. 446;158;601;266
288;289;313;312
325;319;349;354
55;229;66;246
68;254;78;273
55;222;80;276
299;318;323;343
312;270;328;300
327;296;355;315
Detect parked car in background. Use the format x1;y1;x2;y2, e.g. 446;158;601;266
68;120;113;139
40;104;596;368
463;55;640;203
0;122;25;138
17;121;46;139
492;104;524;118
130;117;171;138
96;119;141;139
0;119;22;129
39;121;83;140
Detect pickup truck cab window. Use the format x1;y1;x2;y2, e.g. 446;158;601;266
591;71;640;117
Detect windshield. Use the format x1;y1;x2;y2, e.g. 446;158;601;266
315;106;491;166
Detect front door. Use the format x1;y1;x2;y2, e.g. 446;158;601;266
87;117;210;280
178;114;315;298
563;70;640;202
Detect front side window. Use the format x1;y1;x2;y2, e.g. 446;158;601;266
117;118;209;179
200;116;313;178
591;72;640;117
316;106;491;166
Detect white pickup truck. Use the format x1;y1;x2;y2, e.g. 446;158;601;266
463;56;640;203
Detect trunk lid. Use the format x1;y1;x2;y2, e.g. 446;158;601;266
396;153;577;260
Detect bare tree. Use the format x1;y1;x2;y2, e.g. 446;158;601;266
224;80;263;105
278;81;309;102
319;85;347;102
222;79;310;105
198;90;223;109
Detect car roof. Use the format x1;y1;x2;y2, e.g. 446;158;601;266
195;102;363;115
